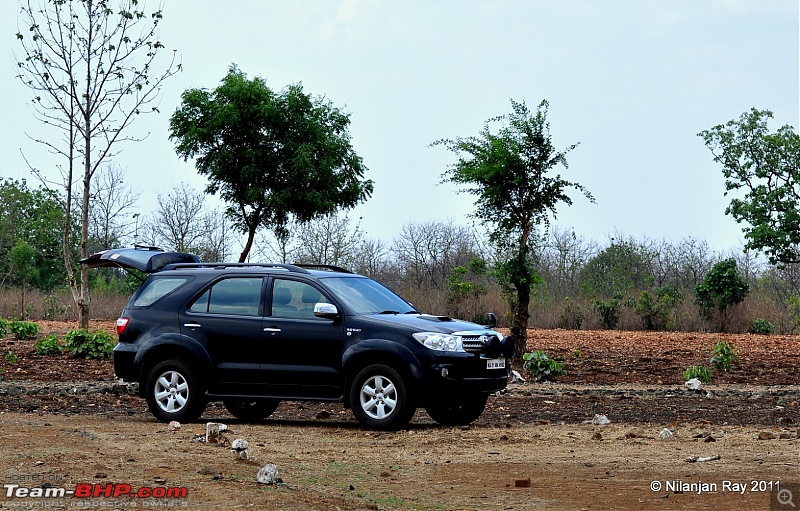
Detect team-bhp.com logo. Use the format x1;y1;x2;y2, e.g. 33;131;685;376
4;482;188;499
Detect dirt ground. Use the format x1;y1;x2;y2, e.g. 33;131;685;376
0;323;798;510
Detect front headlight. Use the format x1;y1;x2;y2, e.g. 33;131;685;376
412;332;464;352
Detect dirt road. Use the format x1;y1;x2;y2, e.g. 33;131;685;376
1;325;798;509
1;393;797;511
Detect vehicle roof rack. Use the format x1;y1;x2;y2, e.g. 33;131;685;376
162;262;310;273
294;264;353;274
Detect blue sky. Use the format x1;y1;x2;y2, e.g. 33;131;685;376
2;0;798;253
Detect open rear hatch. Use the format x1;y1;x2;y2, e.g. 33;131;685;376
80;246;200;274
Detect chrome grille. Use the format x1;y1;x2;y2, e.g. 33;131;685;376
460;335;483;353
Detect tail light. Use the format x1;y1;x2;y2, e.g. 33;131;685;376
116;317;130;335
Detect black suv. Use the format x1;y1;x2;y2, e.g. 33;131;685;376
83;247;513;430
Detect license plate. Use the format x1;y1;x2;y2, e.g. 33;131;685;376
487;358;506;370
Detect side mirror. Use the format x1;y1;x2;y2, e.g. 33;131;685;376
484;312;497;329
314;302;340;320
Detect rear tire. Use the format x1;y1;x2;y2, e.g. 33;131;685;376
223;398;281;421
350;364;415;430
425;395;488;426
144;359;206;423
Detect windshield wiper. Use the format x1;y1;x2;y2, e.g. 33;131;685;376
377;310;401;315
404;310;420;314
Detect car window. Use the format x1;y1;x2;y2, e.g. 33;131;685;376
189;277;263;316
321;276;413;315
132;277;191;307
271;279;331;319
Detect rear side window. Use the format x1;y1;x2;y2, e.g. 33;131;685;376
133;277;192;307
189;277;263;316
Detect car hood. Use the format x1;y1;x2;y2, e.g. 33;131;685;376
365;313;498;335
80;247;200;273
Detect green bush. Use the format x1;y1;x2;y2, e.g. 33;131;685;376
34;334;64;356
593;293;624;330
9;320;40;340
683;365;712;383
635;286;684;331
522;350;565;382
749;318;774;335
709;340;738;372
4;351;19;363
64;329;115;359
0;318;8;337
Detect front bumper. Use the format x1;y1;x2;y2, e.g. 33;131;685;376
415;351;508;401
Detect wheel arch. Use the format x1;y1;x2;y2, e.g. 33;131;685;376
135;336;212;397
341;340;423;408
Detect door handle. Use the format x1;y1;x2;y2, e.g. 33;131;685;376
183;323;202;328
263;327;281;333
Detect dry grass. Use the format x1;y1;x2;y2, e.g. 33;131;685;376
0;284;793;333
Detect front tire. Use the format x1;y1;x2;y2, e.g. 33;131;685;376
350;364;415;430
223;398;281;421
144;359;206;422
425;395;488;426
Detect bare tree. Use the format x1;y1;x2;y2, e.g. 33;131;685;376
255;225;300;264
16;0;180;327
351;237;392;280
195;207;233;262
537;226;597;299
148;183;206;253
294;213;365;268
89;165;141;252
393;220;479;289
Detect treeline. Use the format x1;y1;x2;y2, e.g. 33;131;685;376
2;176;799;333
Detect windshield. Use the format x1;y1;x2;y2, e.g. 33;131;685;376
321;276;415;315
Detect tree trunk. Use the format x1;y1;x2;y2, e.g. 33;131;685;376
511;277;531;370
239;224;257;263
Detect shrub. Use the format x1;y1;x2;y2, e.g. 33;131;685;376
34;334;64;356
694;258;749;332
64;329;115;359
635;287;684;331
593;293;624;330
683;365;712;383
522;350;565;382
749;318;774;335
709;340;738;372
558;298;584;330
0;318;7;338
4;351;19;363
9;320;40;340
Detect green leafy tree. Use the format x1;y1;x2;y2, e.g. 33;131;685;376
699;108;800;264
9;241;39;318
0;178;68;291
434;99;594;366
17;0;180;328
169;65;373;262
695;259;749;332
579;240;654;298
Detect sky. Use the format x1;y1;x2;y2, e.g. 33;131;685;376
1;0;798;254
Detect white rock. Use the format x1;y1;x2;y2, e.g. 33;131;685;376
231;439;249;460
168;421;181;431
591;414;611;426
659;428;674;440
684;378;703;391
256;464;282;485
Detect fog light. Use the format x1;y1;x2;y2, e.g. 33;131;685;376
441;368;449;378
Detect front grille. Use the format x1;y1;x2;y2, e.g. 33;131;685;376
461;335;483;353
